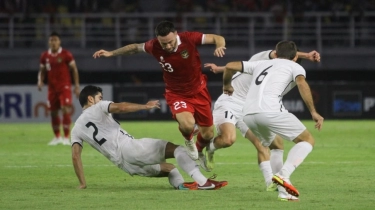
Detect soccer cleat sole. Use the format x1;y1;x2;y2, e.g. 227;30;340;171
272;175;299;197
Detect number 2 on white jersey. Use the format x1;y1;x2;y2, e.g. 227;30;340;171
173;101;187;110
159;62;174;72
86;122;107;146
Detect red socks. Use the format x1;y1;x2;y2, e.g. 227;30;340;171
62;113;71;138
51;116;61;137
196;133;210;152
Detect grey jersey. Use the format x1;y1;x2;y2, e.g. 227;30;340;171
71;100;133;166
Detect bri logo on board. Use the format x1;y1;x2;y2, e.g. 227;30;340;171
0;92;49;119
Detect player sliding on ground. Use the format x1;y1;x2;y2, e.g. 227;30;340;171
70;85;227;190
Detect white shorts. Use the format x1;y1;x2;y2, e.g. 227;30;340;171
118;137;167;177
243;112;306;146
213;97;248;137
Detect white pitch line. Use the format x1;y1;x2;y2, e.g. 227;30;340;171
2;161;359;168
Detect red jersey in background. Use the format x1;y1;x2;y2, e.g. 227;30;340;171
40;47;74;91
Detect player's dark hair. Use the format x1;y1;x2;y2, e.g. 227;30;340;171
155;21;176;37
79;85;103;107
50;32;60;38
275;41;297;60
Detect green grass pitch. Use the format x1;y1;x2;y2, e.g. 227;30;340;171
1;120;374;209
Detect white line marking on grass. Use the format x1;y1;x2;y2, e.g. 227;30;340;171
3;164;115;168
2;161;359;168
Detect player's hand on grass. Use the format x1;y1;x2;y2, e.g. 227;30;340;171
145;100;160;110
204;63;223;74
214;47;226;57
93;50;113;58
223;85;234;96
311;112;324;131
307;51;321;62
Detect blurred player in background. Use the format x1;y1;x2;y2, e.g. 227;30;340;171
71;85;228;190
38;32;80;146
93;21;226;163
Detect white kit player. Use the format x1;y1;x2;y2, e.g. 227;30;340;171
222;41;324;200
205;47;321;201
71;85;227;190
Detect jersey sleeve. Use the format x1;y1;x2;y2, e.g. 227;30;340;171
98;100;113;114
242;61;262;75
186;31;204;45
292;64;306;81
70;127;83;146
144;39;156;55
249;50;273;61
65;50;74;64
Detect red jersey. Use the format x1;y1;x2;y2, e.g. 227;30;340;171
40;47;74;91
144;31;206;96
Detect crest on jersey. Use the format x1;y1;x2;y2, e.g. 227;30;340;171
180;50;189;59
57;57;62;63
160;56;165;62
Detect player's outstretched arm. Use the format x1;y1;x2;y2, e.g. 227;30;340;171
297;50;321;62
261;50;320;63
295;76;324;130
93;43;145;58
72;143;86;189
204;63;225;74
109;100;160;114
223;61;242;95
204;34;226;57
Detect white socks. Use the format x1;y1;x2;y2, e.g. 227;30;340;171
270;149;284;174
259;161;273;186
190;169;208;186
207;140;217;153
168;168;184;188
279;142;313;178
174;146;207;186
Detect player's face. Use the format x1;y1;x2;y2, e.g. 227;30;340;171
93;93;103;104
48;36;61;52
157;32;177;53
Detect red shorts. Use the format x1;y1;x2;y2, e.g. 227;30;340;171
164;86;213;127
48;86;72;111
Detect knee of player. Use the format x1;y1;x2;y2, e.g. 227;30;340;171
222;133;236;147
303;130;315;147
200;130;214;140
307;137;315;147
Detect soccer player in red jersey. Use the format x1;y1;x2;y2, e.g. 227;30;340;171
38;32;80;146
93;21;226;163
